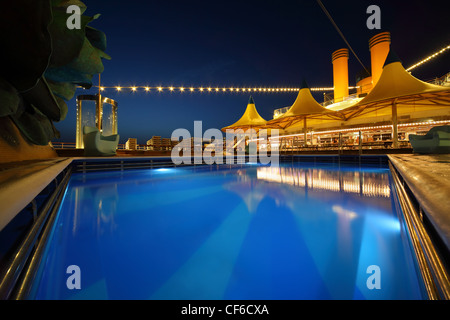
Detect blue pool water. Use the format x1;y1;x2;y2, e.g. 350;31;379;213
33;163;425;299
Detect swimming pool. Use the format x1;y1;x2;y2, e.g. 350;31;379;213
31;161;425;300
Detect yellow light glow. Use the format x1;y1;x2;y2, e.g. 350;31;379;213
406;44;450;72
95;85;345;93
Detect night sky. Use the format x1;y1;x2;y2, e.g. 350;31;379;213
54;0;450;144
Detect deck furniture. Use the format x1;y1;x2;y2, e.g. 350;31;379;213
409;125;450;154
83;126;119;156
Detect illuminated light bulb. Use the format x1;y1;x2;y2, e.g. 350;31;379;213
215;88;219;92
100;87;105;91
158;87;163;91
169;87;174;91
236;88;240;92
180;87;185;92
131;87;137;91
190;87;194;92
222;88;226;92
207;87;212;91
116;87;122;91
407;44;450;72
145;87;150;91
230;88;234;91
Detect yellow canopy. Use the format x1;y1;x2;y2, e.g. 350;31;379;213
342;51;450;120
267;81;343;129
222;96;273;132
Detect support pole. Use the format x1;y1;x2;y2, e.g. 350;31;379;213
76;98;82;148
392;99;398;149
303;117;307;147
96;94;103;133
359;130;362;155
96;73;103;133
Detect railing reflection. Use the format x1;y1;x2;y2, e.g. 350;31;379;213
256;166;390;198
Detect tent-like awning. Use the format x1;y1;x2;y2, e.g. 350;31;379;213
341;50;450;121
221;96;277;132
339;50;450;148
266;80;344;130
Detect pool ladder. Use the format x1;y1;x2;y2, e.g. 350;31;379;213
390;162;450;300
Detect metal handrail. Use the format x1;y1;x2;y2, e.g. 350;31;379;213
389;162;450;300
12;166;72;300
0;166;72;300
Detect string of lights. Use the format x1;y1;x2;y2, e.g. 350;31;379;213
86;44;448;94
92;85;360;93
406;44;450;72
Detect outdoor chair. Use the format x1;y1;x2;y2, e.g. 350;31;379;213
83;126;120;156
409;125;450;154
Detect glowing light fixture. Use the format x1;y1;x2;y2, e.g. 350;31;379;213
95;85;357;93
406;44;450;72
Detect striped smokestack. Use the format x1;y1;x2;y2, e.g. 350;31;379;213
332;48;349;103
369;31;391;87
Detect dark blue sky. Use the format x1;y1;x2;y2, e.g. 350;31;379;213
54;0;449;144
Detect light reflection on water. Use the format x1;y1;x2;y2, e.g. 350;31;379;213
33;164;424;300
256;166;391;198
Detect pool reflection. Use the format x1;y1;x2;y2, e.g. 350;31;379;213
256;166;390;198
34;164;424;300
